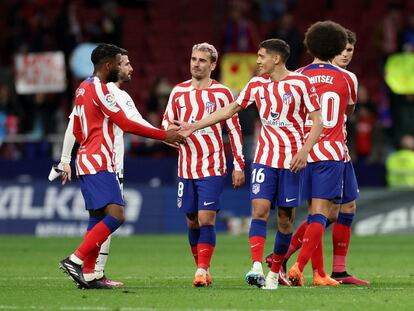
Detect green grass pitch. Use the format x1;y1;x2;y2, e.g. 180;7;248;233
0;234;413;310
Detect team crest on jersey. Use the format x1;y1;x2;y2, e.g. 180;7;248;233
105;93;116;106
205;101;217;114
282;93;293;105
177;198;182;208
252;183;260;195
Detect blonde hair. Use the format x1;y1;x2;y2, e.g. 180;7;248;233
192;42;218;63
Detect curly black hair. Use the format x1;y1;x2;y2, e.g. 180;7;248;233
91;43;123;66
304;21;347;61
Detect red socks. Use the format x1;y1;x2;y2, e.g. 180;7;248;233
311;240;325;277
191;246;198;266
297;222;325;271
332;222;351;272
74;222;111;260
270;254;285;273
197;243;215;270
285;220;307;260
249;236;266;263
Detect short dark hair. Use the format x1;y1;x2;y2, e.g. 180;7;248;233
345;29;357;45
119;48;128;56
259;39;290;63
91;43;123;66
304;21;347;61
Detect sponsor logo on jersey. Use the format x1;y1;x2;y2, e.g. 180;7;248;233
252;183;260;194
270;109;279;119
282;93;293;105
205;101;217;114
125;100;134;108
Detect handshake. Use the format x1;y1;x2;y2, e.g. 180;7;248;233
164;121;194;147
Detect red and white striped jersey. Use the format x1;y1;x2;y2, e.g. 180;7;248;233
73;76;164;175
69;82;157;177
162;79;244;179
235;73;320;169
338;65;358;163
343;116;352;162
297;63;358;162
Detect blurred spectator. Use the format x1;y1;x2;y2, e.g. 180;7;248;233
221;1;259;53
390;94;414;147
374;4;403;62
386;134;414;188
355;85;377;159
0;83;20;136
401;12;414;52
56;0;83;55
265;12;303;70
255;0;296;22
146;77;172;126
19;93;59;136
99;0;123;46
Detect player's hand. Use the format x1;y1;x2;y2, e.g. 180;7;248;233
165;128;186;145
289;149;307;173
232;169;245;189
174;120;194;138
60;162;71;185
163;124;182;148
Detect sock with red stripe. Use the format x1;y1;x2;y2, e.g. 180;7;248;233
285;217;309;260
82;217;102;280
311;239;325;277
271;231;292;273
197;225;216;270
296;214;327;271
188;228;200;266
332;212;354;273
249;219;267;263
73;216;121;261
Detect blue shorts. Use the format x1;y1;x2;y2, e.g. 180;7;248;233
302;161;344;204
79;171;125;210
176;176;226;214
250;163;303;208
339;161;359;204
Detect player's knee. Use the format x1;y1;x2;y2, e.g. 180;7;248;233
340;201;356;214
252;201;270;220
105;205;125;224
198;211;216;226
277;221;292;233
327;205;339;223
186;214;199;229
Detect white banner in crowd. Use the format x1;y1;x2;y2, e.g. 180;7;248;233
14;51;66;94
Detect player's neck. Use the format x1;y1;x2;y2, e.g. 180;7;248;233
269;67;290;82
94;72;108;83
312;58;331;65
192;77;212;90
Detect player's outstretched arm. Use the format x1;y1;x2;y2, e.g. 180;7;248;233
110;110;186;144
290;110;323;173
177;102;243;137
